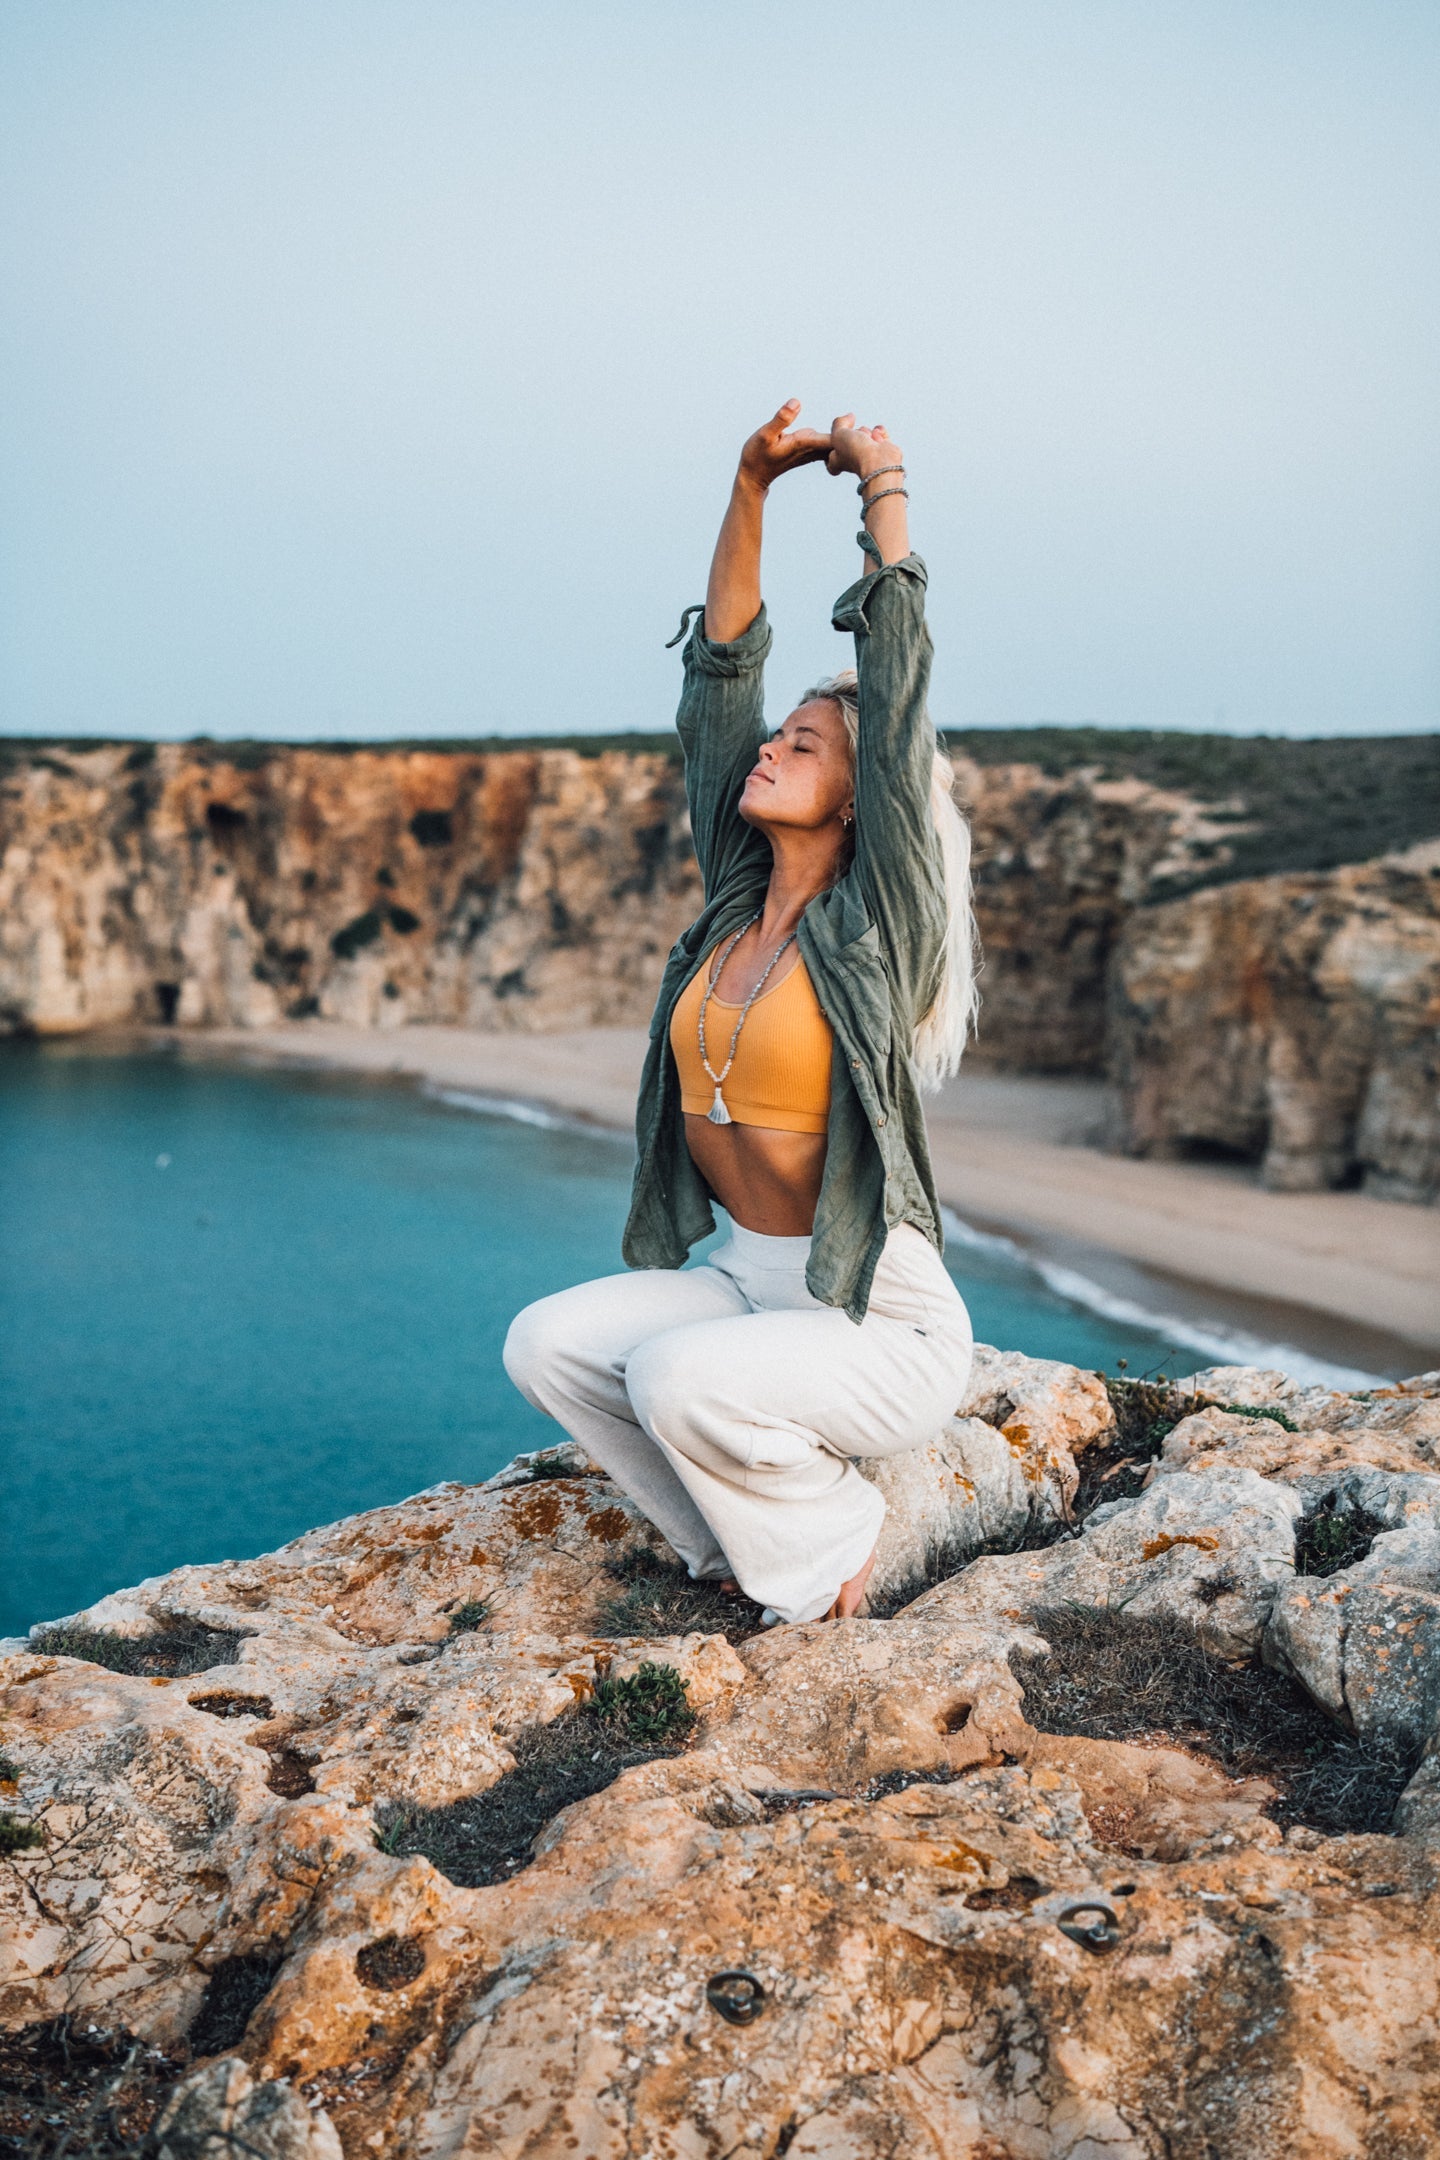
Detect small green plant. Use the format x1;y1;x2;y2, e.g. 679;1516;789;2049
1221;1402;1299;1432
446;1601;489;1636
0;1756;19;1784
1295;1492;1385;1578
593;1661;695;1745
0;1812;46;1855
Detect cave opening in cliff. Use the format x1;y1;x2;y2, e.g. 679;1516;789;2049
1012;1605;1419;1838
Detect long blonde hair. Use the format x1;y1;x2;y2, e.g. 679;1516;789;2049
801;668;980;1089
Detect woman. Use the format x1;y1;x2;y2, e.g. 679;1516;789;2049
504;402;979;1624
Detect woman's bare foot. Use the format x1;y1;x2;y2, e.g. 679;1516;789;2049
824;1543;878;1621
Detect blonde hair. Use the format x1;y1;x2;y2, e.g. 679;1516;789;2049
800;668;980;1090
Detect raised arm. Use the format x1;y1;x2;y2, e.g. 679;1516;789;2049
824;419;947;1021
674;403;831;900
704;399;831;639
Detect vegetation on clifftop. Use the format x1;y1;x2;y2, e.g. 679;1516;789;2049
4;727;1434;889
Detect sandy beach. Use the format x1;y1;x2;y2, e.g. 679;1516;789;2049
170;1019;1440;1372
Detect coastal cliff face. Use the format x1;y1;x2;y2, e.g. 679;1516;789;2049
1111;843;1440;1203
4;1353;1440;2157
0;740;1221;1066
0;741;701;1038
5;738;1436;1197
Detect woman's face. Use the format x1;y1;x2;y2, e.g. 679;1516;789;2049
738;698;854;835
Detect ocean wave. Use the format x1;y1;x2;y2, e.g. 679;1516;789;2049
939;1206;1386;1391
421;1083;630;1141
417;1095;1388;1389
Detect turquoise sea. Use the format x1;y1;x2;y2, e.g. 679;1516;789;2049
0;1039;1265;1637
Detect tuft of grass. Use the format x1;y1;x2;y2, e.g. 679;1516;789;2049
1013;1604;1419;1837
1295;1493;1385;1578
517;1450;590;1482
1064;1376;1220;1520
595;1550;765;1644
0;1813;46;1855
374;1662;694;1887
186;1951;285;2057
30;1619;244;1679
446;1601;489;1636
1220;1402;1299;1433
867;1515;1072;1622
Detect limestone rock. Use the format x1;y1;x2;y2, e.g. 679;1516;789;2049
1264;1470;1440;1755
932;1466;1302;1658
156;2057;342;2160
1154;1405;1437;1484
8;1356;1440;2155
1111;846;1440;1199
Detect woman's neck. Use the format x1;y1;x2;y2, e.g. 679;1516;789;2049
756;827;847;943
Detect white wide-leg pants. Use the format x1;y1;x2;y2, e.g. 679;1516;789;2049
502;1220;974;1624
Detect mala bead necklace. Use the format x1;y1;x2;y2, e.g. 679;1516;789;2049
697;911;798;1125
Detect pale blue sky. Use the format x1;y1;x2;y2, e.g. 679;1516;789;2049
2;1;1436;741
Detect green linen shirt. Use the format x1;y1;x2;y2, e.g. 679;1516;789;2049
621;541;949;1322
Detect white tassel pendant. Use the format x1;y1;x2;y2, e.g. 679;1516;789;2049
707;1086;733;1126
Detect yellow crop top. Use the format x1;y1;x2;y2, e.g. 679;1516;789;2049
669;944;834;1136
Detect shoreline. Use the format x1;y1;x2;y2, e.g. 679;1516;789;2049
111;1018;1440;1377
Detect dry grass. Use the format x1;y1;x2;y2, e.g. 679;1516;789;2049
27;1620;244;1679
1014;1605;1418;1837
594;1550;767;1644
0;2018;186;2160
866;1516;1072;1622
374;1663;696;1887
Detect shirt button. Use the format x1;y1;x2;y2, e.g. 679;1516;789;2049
876;1113;887;1127
850;1057;861;1069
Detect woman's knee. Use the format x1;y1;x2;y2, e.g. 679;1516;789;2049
502;1291;574;1406
624;1330;698;1446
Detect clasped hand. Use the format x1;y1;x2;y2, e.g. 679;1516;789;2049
739;400;902;491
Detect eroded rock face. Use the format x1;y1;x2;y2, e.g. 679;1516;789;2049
1110;845;1440;1199
864;1347;1115;1606
0;742;1226;1069
4;1354;1440;2158
0;741;700;1036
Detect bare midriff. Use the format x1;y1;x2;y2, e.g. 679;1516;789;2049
682;1118;829;1235
670;945;834;1235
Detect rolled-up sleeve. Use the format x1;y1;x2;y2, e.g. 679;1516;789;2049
672;602;773;901
832;550;947;1022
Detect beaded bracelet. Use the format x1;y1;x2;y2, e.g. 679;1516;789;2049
857;464;905;496
860;486;909;518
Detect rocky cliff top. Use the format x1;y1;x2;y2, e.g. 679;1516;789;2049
4;1349;1439;2157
